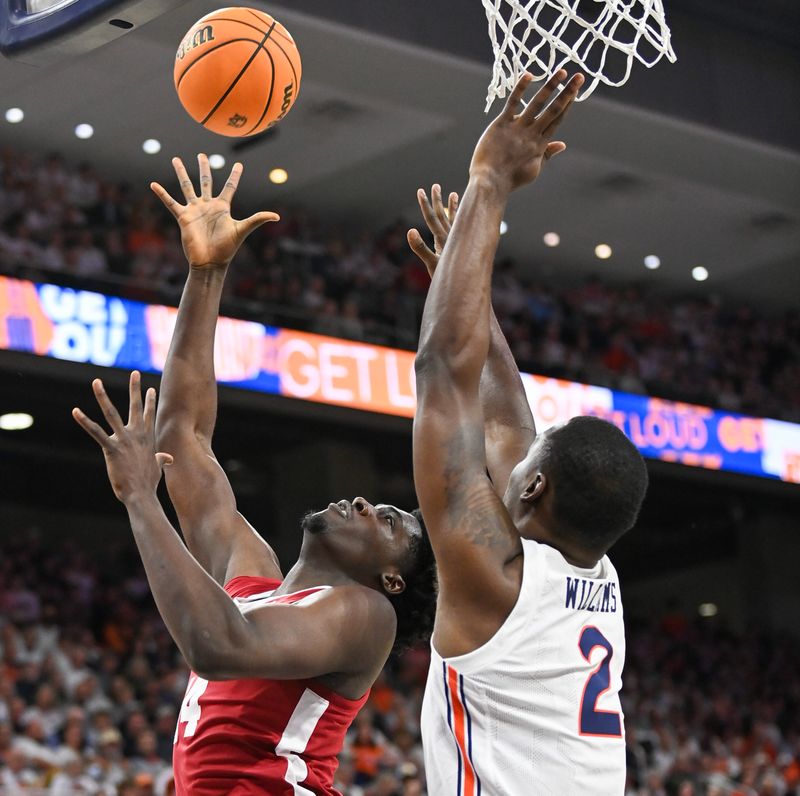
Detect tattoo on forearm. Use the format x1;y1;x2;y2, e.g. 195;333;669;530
443;434;513;550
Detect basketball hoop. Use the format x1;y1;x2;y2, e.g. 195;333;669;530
482;0;677;109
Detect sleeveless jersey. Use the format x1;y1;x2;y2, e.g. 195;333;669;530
421;539;626;796
172;576;369;796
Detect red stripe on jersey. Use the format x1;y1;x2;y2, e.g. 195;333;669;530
224;575;282;597
447;664;477;796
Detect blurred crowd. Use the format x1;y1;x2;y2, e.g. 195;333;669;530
624;615;800;796
1;147;799;423
2;536;799;796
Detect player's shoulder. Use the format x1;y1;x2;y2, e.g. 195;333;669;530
308;583;397;632
311;584;398;667
520;537;618;581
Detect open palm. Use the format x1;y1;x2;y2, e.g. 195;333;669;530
151;154;279;270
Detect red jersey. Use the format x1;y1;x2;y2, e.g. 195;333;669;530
172;576;370;795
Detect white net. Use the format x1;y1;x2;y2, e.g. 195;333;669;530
482;0;677;109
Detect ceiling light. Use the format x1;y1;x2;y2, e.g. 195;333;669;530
644;255;661;270
692;266;709;282
142;139;161;155
209;154;226;170
698;602;718;618
5;107;24;124
595;244;612;260
75;123;94;139
500;221;508;235
543;232;560;247
269;168;288;184
0;412;33;431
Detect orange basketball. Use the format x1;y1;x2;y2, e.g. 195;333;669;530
173;7;302;137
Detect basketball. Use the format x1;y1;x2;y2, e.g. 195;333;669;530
173;7;301;137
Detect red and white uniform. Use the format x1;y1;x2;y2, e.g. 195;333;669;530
173;576;369;796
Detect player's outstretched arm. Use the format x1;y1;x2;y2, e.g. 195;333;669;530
73;373;395;682
413;71;582;658
408;184;536;499
151;156;281;586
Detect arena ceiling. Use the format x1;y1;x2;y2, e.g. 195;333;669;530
0;0;798;309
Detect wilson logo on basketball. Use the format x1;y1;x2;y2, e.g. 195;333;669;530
176;25;215;60
227;114;247;128
268;83;294;128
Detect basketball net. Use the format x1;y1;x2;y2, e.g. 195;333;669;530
482;0;677;109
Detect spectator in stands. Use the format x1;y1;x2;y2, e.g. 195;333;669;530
2;525;800;793
0;145;799;423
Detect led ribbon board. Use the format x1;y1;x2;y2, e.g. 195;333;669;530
2;275;799;484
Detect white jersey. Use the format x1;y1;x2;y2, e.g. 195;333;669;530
421;538;626;796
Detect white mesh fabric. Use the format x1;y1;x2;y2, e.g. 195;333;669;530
482;0;677;109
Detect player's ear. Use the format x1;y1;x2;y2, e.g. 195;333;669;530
521;472;546;503
381;571;406;596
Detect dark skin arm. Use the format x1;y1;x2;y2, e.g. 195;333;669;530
150;155;281;586
413;70;583;658
408;184;535;499
72;372;396;683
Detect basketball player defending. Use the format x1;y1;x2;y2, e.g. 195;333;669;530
413;70;649;794
73;156;437;796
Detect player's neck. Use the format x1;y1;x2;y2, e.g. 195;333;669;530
280;557;359;592
521;519;600;569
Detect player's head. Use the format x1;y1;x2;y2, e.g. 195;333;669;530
505;416;648;558
301;499;436;650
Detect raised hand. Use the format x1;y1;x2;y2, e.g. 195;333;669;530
72;372;174;504
470;69;584;195
407;184;459;277
150;154;279;270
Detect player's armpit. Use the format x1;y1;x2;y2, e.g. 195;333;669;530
483;419;534;501
160;428;282;585
192;586;396;683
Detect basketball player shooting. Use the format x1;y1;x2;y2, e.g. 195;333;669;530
72;155;437;796
413;71;649;794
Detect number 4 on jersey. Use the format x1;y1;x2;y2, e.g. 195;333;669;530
175;675;209;743
578;626;622;738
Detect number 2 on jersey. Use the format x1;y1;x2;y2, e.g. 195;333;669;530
578;626;622;737
175;675;209;742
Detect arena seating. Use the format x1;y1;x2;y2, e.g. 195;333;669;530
1;538;798;795
1;147;798;423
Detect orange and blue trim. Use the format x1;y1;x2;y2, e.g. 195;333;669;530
442;662;482;796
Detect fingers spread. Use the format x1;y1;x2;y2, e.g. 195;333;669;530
172;157;198;203
540;73;584;137
407;228;433;256
238;210;280;239
500;72;534;121
72;407;110;449
447;192;459;222
143;387;157;432
197;153;213;200
219;161;244;204
407;229;437;273
431;184;451;231
417;189;446;240
128;371;143;427
92;379;125;435
520;69;567;124
150;182;182;220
